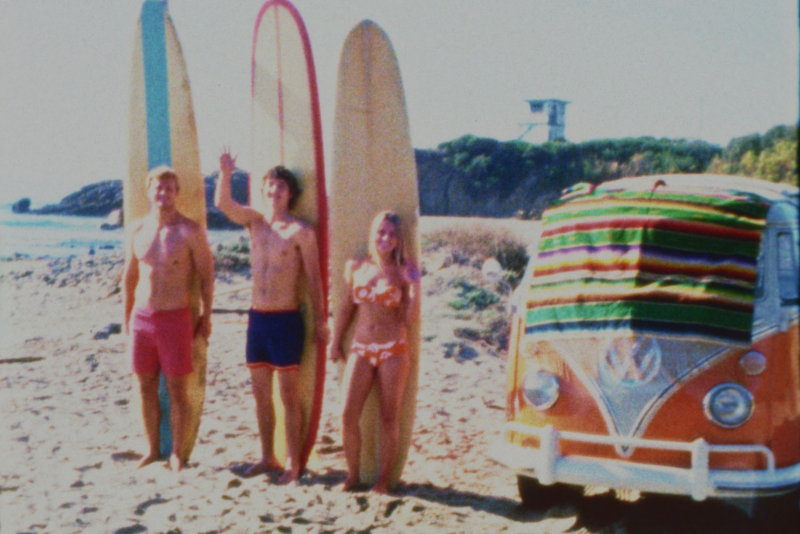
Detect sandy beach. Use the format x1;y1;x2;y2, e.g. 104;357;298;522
0;218;773;533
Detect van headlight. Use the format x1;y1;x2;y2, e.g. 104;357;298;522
703;383;754;428
521;369;560;410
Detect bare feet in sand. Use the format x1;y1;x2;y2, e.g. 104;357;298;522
278;466;301;484
339;477;359;492
137;453;161;469
169;453;186;472
371;480;390;495
244;458;282;478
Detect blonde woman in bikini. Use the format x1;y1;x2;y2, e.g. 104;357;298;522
330;211;420;494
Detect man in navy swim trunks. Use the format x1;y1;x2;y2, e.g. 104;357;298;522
215;150;328;483
123;166;215;472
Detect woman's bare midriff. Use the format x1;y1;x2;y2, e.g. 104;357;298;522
352;302;407;344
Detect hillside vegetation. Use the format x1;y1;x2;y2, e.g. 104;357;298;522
417;124;796;218
707;124;797;184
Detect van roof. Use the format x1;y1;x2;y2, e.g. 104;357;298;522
596;174;798;205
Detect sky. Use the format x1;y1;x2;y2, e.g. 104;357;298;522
0;0;797;206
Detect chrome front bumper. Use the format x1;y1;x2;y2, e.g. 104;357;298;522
489;422;800;500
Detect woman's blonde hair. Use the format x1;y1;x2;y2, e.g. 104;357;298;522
368;210;404;266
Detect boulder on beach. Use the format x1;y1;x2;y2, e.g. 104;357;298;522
12;197;31;214
100;208;123;230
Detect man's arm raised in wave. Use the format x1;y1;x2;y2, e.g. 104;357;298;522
214;150;261;227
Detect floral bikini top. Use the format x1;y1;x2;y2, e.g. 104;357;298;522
352;270;403;308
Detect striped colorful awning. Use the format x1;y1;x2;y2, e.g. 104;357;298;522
525;182;771;345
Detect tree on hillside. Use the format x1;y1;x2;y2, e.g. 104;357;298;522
708;125;797;184
439;135;532;197
434;135;722;206
755;139;796;184
721;133;763;163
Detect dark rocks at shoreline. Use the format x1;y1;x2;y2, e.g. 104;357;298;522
19;150;549;229
31;180;123;218
12;198;31;214
17;151;551;227
19;170;251;230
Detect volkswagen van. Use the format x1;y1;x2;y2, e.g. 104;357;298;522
489;174;799;512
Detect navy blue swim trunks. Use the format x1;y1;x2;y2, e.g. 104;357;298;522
246;309;305;370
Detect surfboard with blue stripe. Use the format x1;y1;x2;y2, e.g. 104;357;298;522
141;0;172;169
126;0;206;462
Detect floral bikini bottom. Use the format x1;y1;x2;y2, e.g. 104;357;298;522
351;336;407;367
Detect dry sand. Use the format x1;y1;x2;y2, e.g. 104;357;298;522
0;218;768;533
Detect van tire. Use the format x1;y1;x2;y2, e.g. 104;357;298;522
517;475;581;509
746;490;800;531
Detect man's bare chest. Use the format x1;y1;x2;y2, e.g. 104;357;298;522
250;225;302;267
134;225;189;265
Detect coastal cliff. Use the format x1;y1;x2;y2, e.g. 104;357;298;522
26;171;251;229
19;153;551;228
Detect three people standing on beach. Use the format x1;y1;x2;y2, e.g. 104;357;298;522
125;161;415;492
123;166;215;472
214;151;328;483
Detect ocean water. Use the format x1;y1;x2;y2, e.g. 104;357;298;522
0;205;244;259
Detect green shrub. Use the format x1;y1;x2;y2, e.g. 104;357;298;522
215;241;251;274
453;307;510;351
447;278;500;311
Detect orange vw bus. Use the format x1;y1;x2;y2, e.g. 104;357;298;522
490;174;799;513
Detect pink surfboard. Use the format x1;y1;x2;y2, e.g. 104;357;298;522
250;0;328;473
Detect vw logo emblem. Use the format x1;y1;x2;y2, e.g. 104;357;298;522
600;337;662;387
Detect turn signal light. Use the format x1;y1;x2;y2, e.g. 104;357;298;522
739;351;767;376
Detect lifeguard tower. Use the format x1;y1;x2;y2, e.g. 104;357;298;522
519;99;570;142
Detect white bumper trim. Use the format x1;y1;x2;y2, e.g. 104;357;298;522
489;422;800;500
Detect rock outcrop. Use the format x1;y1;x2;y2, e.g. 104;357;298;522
27;171;251;229
22;156;545;228
414;149;553;219
32;181;122;217
12;198;31;214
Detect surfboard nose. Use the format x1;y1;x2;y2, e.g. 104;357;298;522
338;20;406;115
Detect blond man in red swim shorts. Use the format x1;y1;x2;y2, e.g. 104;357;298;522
123;166;215;472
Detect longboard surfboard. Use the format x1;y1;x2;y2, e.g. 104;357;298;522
251;0;328;473
126;0;206;461
330;20;420;487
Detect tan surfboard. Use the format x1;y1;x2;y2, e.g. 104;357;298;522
251;0;328;472
329;20;420;487
126;0;206;461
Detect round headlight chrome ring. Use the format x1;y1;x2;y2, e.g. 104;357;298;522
521;369;560;411
703;383;754;429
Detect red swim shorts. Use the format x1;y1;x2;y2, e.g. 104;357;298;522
131;307;194;377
